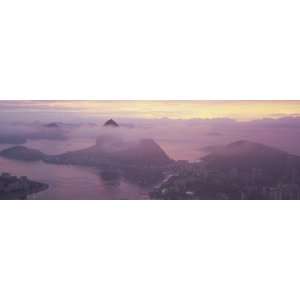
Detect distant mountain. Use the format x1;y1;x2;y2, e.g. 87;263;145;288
45;122;59;128
0;135;172;167
103;119;119;127
204;140;286;156
116;139;172;165
152;140;300;199
0;146;46;161
0;135;172;186
44;122;83;129
202;140;300;175
49;136;172;167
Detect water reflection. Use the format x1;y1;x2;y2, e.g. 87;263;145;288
0;157;148;200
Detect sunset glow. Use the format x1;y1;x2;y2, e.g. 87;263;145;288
2;100;300;200
1;100;300;120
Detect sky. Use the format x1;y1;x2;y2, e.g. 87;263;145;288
1;100;300;161
0;100;300;121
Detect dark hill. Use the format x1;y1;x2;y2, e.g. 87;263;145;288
202;140;300;176
45;122;59;128
0;136;172;167
0;146;46;161
49;136;172;167
103;119;119;127
0;135;173;186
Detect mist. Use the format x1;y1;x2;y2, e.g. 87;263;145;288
1;115;300;160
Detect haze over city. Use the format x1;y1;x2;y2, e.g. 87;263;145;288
1;100;300;200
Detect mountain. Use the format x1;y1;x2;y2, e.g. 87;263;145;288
0;146;46;161
103;119;119;127
202;140;300;176
203;140;286;158
45;122;59;128
151;140;300;200
114;139;172;165
49;136;172;167
44;122;83;129
0;134;172;186
0;135;172;167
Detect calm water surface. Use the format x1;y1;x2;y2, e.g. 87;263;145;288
0;137;198;199
0;157;148;200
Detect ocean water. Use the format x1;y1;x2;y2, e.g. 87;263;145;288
0;137;199;200
0;157;148;200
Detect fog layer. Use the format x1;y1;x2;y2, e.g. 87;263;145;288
1;116;300;161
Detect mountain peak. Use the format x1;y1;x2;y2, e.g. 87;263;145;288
45;122;59;128
202;140;294;173
226;140;286;155
103;119;119;127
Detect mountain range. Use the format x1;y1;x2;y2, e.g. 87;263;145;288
0;133;172;171
0;134;172;186
2;137;300;189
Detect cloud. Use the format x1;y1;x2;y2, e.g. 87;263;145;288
1;100;300;121
1;112;300;161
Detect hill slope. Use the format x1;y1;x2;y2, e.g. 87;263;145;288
0;146;46;161
202;140;300;175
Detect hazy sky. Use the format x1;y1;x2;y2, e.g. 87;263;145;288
0;100;300;121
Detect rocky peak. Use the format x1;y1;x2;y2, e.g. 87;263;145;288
103;119;119;127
